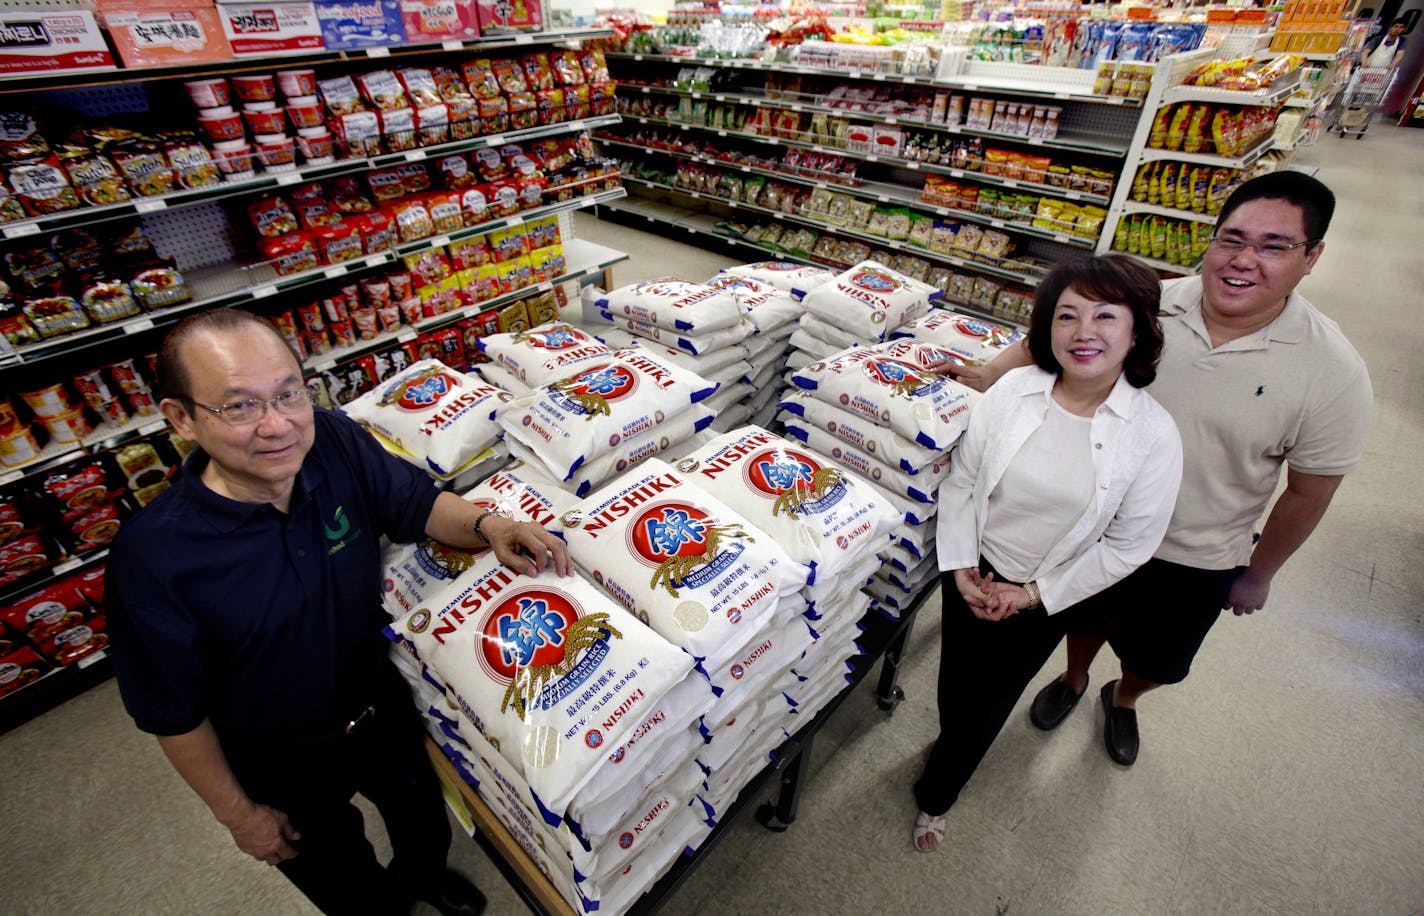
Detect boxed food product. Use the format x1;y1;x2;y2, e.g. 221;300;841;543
474;0;539;33
217;2;324;54
0;9;116;75
312;0;403;49
399;0;478;42
98;0;234;67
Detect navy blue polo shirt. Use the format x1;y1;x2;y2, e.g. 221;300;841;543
107;408;440;743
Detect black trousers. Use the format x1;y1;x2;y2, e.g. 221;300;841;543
226;675;451;916
913;561;1083;817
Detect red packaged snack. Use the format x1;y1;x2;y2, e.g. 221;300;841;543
367;168;405;203
248;196;300;239
397;67;443;107
471;145;509;182
7;157;82;216
579;49;610;83
552;49;586;86
166;136;221;189
0;575;89;641
110;141;176;198
357;70;410;111
401;247;452;288
391;198;434;243
398;296;423;325
491;58;528;94
426;190;463;234
330;177;375;213
515;175;545;211
328;317;356;348
397;162;432;195
35;612;107;666
0;647;50;697
565;83;592;121
287;180;325;202
501;143;540;178
304;327;331;356
314;223;362;265
0;535;59;589
68;501;123;550
379;107;418;153
437;153;476;190
506;91;536;130
521;53;555;91
486;180;520;218
297;300;325;333
447;97;477;140
414;104;450;147
414;325;465;368
591;82;617;116
295;197;341;230
352;210;396;253
376;303;400;333
447;235;489;270
359;276;391;309
536;88;566;125
319;294;348;323
75;566;105;608
334;110;381;159
350;305;378;340
388;271;413;300
58;148;132;208
459;185;490;226
0;500;33;547
475;96;509;134
261;232;319;275
372;342;416;380
431;66;469;101
462;59;501;99
41;461;112;517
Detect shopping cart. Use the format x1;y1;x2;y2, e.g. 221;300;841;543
1338;66;1393;138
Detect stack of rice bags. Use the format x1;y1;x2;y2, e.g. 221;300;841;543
890;308;1026;368
340;358;513;488
780;292;984;620
487;337;719;498
669;427;901;818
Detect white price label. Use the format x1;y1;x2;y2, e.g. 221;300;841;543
123;318;156;335
1066;191;1082;200
950;169;964;178
991;220;1005;228
814;181;827;189
936;208;950;217
740;165;750;172
139;420;167;436
1003;178;1018;187
718;130;727;138
848;70;864;80
963;84;978;92
442;39;464;51
135;198;168;213
252;284;277;299
867;154;879;162
634;54;643;61
484;134;506;146
750;99;762;107
691;92;702;100
363;254;387;268
568;120;586;131
514;34;533;44
52;449;82;466
715;94;726;102
886;117;898;125
78;649;108;669
812;145;826;154
678;124;689;131
767;137;780;145
506;216;523;227
277;172;304;186
431;235;452;248
1107;97;1126;105
877;195;890;203
314;359;336;373
537;281;553;292
689;191;701;198
53;557;85;575
791;104;803;112
906;161;919;170
873;73;887;82
324;266;348;279
1028;137;1044;146
366;46;391;58
639;86;650;94
1054;92;1071;100
1054;234;1069;243
404;150;427;163
3;222;40;239
398;330;417;343
905;77;918;85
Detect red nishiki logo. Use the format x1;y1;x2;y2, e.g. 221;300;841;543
525;326;588;350
863;358;926;389
850;268;900;292
627;502;715;569
952;316;999;339
478;589;583;683
395;370;457;409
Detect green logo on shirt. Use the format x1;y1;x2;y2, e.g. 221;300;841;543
325;506;362;557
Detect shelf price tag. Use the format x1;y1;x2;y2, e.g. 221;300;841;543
885;116;898;125
313;359;336;373
3;222;40;239
1003;178;1018;187
53;557;86;575
398;330;418;343
77;649;109;669
484;134;506;146
963;84;978;92
366;46;390;58
1028;137;1044;146
718;130;727;138
276;172;304;186
0;469;23;486
791;104;803;112
1066;191;1082;200
1054;234;1070;243
906;161;919;170
537;281;553;292
323;266;348;279
877;195;890;203
740;165;750;172
991;220;1005;228
431;235;452;248
950;169;964;178
135;198;168;213
715;94;726;102
123;317;156;335
689;190;701;198
568;120;586;131
866;154;879;162
634;54;643;61
873;73;887;82
442;39;464;51
252;284;277;299
506;215;523;227
514;34;533;44
848;70;864;79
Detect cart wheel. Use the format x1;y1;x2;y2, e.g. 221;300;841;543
755;802;791;833
877;685;906;714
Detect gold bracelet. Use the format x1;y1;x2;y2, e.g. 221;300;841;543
1024;581;1042;609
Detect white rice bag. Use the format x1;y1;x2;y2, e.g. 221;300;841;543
891;308;1025;364
719;260;835;298
574;674;711;810
799;313;878;351
803;550;883;608
570;729;701;839
498;349;717;482
782;418;950;504
476;322;614;387
596;278;744;334
744;326;795;364
789;341;979;451
705;275;804;335
560;459;809;672
340;359;511;477
395;554;693;822
699;616;816;719
599;311;754;356
709;401;755;434
593;326;750;376
674;427;900;580
785;349;815;371
706;359;754;389
897;518;935;559
380;459;579;618
798;260;940;341
705;381;753;414
787;327;841;360
474;361;533;396
776;389;942;472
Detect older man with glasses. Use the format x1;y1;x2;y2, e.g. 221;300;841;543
106;308;571;915
945;171;1372;767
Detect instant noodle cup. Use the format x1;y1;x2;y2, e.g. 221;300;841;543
20;384;72;419
328;318;356;348
278;68;317;97
197;108;245;143
243;104;287;135
295;129;334;165
0;426;40;467
561;458;810;671
0;399;18;438
351;306;379;340
392;553;695;825
73;370;115;409
97;398;130;427
185;77;231;109
286;95;325;130
127;387;158;417
255;136;297;172
212;140;256;181
231;73;277;103
42;408;91;444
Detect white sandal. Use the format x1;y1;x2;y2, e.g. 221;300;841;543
912;810;946;853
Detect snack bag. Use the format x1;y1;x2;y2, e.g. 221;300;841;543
1165;104;1192;151
1183;104;1212;154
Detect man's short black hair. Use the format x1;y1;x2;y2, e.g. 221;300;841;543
1026;253;1165;389
1216;171;1335;251
156;308;294;403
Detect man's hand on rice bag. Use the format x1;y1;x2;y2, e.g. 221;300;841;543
481;514;573;578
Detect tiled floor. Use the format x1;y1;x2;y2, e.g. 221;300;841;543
2;123;1420;915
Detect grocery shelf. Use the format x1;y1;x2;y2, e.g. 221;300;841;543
305;236;630;373
0;440;86;486
0;115;622;240
1121;252;1197;276
596;196;826;268
0;27;616;94
0;547;109;607
0;649;113;737
2;188;626;371
598;136;1096;248
1138;133;1276;169
1161;71;1302;107
1122;201;1219;225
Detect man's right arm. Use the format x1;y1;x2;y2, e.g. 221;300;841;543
936;338;1032;391
157;720;300;866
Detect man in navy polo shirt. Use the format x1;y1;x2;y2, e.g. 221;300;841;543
107;308;570;915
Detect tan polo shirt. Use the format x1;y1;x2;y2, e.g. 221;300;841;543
1148;277;1373;569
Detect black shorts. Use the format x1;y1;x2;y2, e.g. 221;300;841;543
1066;557;1243;685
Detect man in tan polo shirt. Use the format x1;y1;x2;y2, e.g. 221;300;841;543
948;171;1373;765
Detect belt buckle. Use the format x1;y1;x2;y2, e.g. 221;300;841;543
345;705;376;735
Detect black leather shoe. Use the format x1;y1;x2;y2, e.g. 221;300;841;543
1030;675;1088;730
1100;680;1139;766
419;870;487;916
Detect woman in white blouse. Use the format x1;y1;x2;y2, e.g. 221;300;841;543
912;254;1183;853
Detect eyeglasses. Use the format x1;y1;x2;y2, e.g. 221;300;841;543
1208;236;1316;259
188;388;311;425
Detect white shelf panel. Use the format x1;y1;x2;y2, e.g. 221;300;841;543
1139;134;1276;169
1122;201;1218;225
1162;72;1301;107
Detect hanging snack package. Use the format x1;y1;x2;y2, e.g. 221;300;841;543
340;358;511;478
498;350;719;482
797;260;940;342
674;427;900;579
789;340;980;451
476;322;613;388
561;458;809;671
393;554;694;824
595;278;743;335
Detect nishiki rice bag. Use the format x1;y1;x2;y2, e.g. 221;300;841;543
560;459;809;672
674;426;900;580
598;311;753;356
781;417;951;504
704;275;804;335
718;260;834;298
789;341;979;452
394;553;693;823
476;321;613;387
596;278;744;334
498;349;718;482
341;359;511;477
797;260;940;341
776;389;944;472
592;326;750;376
890;308;1025;364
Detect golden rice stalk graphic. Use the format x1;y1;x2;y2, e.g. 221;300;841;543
500;612;624;718
649;524;752;598
773;467;845;518
890;375;925;400
378;364;444;407
553;377;611;419
423;540;478;575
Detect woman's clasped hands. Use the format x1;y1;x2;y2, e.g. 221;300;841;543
952;567;1033;621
